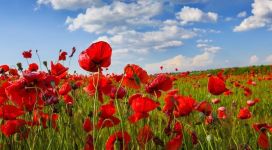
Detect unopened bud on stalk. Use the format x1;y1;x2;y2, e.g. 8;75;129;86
16;62;23;71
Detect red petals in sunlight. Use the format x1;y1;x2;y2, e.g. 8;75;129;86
217;107;227;119
83;74;112;103
128;95;159;123
237;107;252;120
106;131;131;150
83;117;93;133
22;50;32;59
59;51;68;61
97;102;120;129
258;133;270;149
59;82;72;95
146;74;173;97
0;65;9;73
78;41;112;72
1;119;26;137
208;75;228;95
50;61;68;79
123;64;149;89
163;90;197;117
0;105;25;120
195;101;212;116
166;134;183;150
174;96;197;117
28;63;39;72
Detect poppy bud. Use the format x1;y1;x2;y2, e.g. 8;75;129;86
16;62;23;71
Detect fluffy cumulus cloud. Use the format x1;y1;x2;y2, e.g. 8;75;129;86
237;11;247;18
145;52;214;73
37;0;102;10
249;55;259;64
234;0;272;32
38;0;222;73
145;39;221;73
95;24;196;54
168;0;208;4
176;6;218;25
66;1;162;33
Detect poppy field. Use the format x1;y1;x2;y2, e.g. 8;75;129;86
0;41;271;150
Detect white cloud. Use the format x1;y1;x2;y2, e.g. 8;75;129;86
37;0;102;10
66;1;162;34
249;55;259;64
196;40;221;53
176;6;218;25
94;25;196;54
145;38;221;73
145;52;214;73
168;0;208;4
234;0;272;32
237;11;247;18
265;55;272;63
154;41;183;50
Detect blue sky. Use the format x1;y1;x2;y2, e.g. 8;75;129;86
0;0;271;74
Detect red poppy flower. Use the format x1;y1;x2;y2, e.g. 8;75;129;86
0;105;25;120
123;64;149;89
253;123;272;133
137;125;154;147
59;51;68;61
84;74;112;103
9;68;19;76
83;117;93;133
5;79;40;111
208;75;228;95
195;101;212;116
247;100;257;107
128;96;159;123
166;134;183;150
173;122;183;135
163;91;196;117
174;96;197;117
237;107;252;120
78;41;112;72
109;86;126;99
0;65;9;73
212;98;220;104
96;102;120;129
128;95;159;123
247;79;256;86
50;61;68;79
59;82;72;95
22;50;32;59
205;115;214;125
217;107;227;119
105;131;131;150
63;95;74;105
28;63;39;72
1;119;26;137
258;133;270;149
84;135;94;150
243;87;252;97
51;113;59;130
146;74;173;97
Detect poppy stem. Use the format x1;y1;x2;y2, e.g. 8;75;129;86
35;50;42;71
